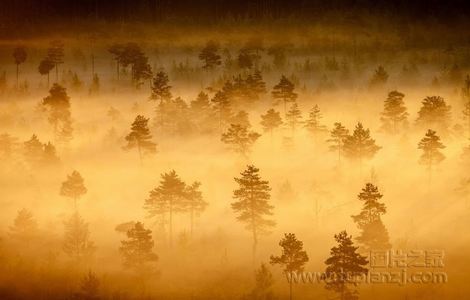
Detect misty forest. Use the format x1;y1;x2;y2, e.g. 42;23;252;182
1;3;470;300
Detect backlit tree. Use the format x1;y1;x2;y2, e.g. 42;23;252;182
124;115;157;164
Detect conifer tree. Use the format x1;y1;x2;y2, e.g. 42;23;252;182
233;165;275;258
47;40;65;82
343;123;381;168
324;231;368;300
63;212;95;261
304;105;327;137
369;66;388;87
272;75;297;116
60;170;87;210
42;83;73;141
199;41;222;69
260;109;283;139
43;142;60;166
251;263;274;300
119;222;158;269
351;183;391;251
79;271;100;300
418;129;445;178
13;46;27;89
380;90;408;134
150;71;172;102
23;134;44;167
246;70;267;101
38;58;54;88
144;170;186;247
270;233;309;300
124;115;157;164
416;96;452;133
212;90;233;131
285;103;302;136
231;110;251;128
221;124;260;158
462;76;470;139
184;181;208;237
9;208;38;242
327;122;349;164
108;43;126;80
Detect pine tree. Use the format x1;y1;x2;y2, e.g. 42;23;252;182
144;170;186;247
418;129;445;178
184;181;208;237
351;183;391;251
108;43;126;80
369;66;388;87
13;46;27;89
38;58;54;88
119;222;158;269
79;271;100;300
304;105;327;137
246;70;267;101
23;134;44;168
233;165;275;258
285;103;303;136
9;208;38;242
190;91;211;114
63;212;95;261
199;41;222;69
416;96;452;133
324;231;368;300
43;142;60;166
251;263;274;300
124;115;157;164
260;109;283;139
327;122;349;164
60;170;87;210
270;233;309;300
380;90;408;134
231;110;251;128
462;75;470;139
47;40;65;82
42;83;73;141
150;71;172;102
221;124;260;158
272;75;298;116
211;90;233;131
343;123;381;168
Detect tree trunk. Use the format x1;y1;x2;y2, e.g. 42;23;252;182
289;273;293;300
169;200;173;247
16;64;19;89
190;206;194;237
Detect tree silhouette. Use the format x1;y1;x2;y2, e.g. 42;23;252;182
108;43;126;80
260;109;283;139
144;170;186;247
12;46;27;89
369;65;388;87
78;271;100;300
60;170;87;210
380;90;408;134
119;222;158;269
304;105;327;138
9;208;38;242
124;115;157;164
184;181;208;237
23;134;44;168
416;96;452;133
47;40;65;82
324;231;368;300
463;75;470;139
418;129;445;179
233;165;275;258
327;122;349;164
343;123;381;169
38;58;54;88
199;41;222;69
251;263;274;300
272;75;297;116
270;233;309;300
246;70;267;101
42;83;73;142
285;103;303;136
221;124;260;158
43;142;60;166
351;183;391;251
63;212;95;261
212;90;233;131
150;71;172;102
